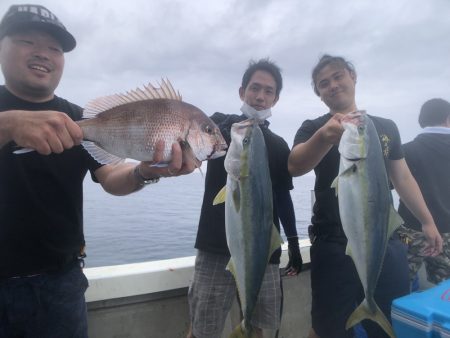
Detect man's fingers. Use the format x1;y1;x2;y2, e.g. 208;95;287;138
421;242;440;257
13;111;82;154
152;140;166;163
167;142;182;175
56;124;76;150
66;118;83;145
47;134;65;154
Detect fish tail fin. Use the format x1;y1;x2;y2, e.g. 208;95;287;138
212;186;226;205
229;321;258;338
81;141;125;165
346;299;395;338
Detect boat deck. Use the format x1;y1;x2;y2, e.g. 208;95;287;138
85;240;312;338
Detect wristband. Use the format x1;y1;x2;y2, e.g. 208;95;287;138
134;165;160;187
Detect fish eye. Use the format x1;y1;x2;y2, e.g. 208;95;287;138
204;125;213;134
242;137;249;145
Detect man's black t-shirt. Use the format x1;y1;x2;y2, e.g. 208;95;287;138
398;132;450;233
0;86;102;277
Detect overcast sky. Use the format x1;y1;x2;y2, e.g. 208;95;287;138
1;0;449;145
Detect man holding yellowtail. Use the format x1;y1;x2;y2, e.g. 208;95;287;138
188;59;302;338
288;54;443;338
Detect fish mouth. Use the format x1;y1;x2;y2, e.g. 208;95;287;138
342;111;364;126
208;143;228;159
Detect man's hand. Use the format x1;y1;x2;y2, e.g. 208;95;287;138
3;110;82;154
319;112;345;145
421;222;443;257
139;140;200;179
285;236;303;276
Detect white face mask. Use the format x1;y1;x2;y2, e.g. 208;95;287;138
240;102;272;122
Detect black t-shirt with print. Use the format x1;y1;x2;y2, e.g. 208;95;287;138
293;113;403;237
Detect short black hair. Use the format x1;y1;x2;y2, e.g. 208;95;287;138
311;54;356;96
419;98;450;128
241;58;283;97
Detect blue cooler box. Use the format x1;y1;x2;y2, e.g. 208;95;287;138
392;279;450;338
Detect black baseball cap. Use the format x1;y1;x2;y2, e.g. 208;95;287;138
0;4;76;52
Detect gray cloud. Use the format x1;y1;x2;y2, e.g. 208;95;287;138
1;0;449;145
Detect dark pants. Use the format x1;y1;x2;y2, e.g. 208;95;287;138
310;236;409;338
0;261;88;338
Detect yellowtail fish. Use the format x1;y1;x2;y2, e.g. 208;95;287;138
214;119;282;338
331;111;403;338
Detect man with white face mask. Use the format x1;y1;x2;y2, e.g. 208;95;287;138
187;59;302;338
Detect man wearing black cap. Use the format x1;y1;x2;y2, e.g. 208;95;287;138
0;4;196;337
398;98;450;286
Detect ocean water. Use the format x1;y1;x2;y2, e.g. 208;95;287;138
83;172;315;268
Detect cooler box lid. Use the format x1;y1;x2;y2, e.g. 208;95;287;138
392;279;450;337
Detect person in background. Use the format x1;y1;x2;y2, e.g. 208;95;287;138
187;59;303;338
288;54;443;338
398;98;450;287
0;4;196;337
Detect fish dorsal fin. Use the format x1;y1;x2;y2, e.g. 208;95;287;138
82;79;182;119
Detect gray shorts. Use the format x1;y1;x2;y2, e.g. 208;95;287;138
188;250;281;338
